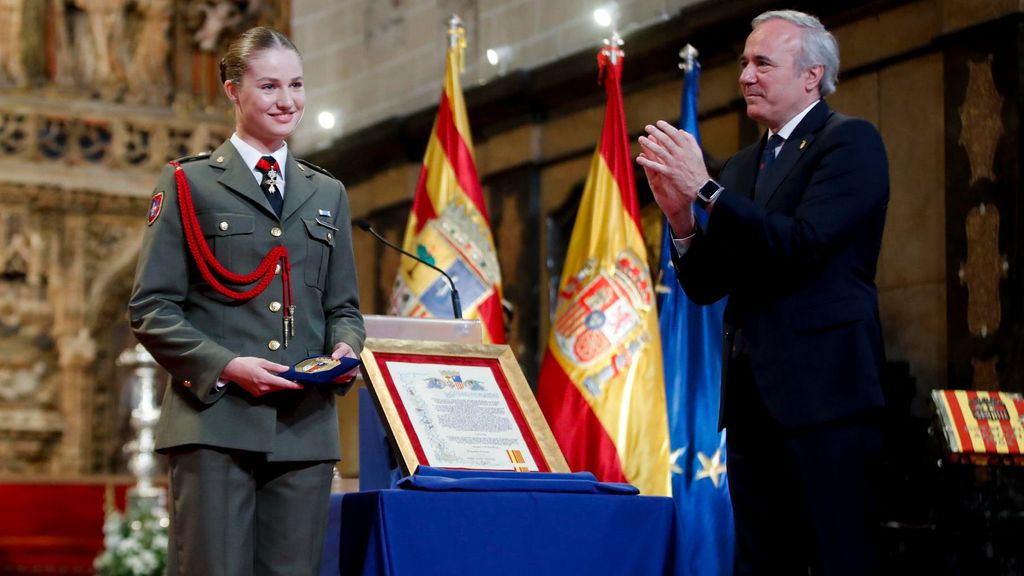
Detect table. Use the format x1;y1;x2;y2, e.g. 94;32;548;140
328;489;679;576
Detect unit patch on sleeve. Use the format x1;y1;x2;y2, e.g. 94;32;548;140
147;191;165;225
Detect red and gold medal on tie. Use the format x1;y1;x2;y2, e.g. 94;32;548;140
256;156;281;194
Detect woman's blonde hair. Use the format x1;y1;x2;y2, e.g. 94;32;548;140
219;27;300;85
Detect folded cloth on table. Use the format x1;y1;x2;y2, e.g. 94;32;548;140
397;466;640;495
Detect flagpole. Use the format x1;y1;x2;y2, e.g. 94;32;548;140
448;14;462;46
447;14;465;71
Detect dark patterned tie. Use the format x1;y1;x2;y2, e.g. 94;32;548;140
758;133;785;179
754;133;785;205
255;155;283;217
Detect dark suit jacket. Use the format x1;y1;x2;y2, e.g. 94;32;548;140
129;140;365;461
675;100;889;429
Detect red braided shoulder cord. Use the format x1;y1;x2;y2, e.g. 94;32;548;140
170;161;294;339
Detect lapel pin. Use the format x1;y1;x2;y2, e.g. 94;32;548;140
799;140;807;150
318;209;332;217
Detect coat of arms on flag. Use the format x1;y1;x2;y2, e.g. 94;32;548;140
552;250;654;397
389;203;500;319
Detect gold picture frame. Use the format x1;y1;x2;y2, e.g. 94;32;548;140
359;337;569;476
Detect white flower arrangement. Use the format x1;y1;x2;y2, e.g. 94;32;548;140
94;497;169;576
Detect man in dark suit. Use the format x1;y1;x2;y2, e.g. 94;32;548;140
638;10;889;575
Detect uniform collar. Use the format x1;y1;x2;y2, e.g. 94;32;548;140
230;133;288;182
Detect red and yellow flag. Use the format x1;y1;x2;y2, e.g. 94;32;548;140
536;43;671;495
933;389;1024;456
389;19;505;344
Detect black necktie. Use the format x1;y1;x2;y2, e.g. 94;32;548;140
255;155;283;217
758;134;785;179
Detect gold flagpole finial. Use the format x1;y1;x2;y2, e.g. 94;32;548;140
447;13;467;73
678;44;699;73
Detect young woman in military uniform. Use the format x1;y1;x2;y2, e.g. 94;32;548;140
128;26;364;575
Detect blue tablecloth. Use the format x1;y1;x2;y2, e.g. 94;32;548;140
330;489;679;576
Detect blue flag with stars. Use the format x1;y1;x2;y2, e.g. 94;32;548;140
657;51;734;576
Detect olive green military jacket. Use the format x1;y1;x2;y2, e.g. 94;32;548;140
128;140;365;461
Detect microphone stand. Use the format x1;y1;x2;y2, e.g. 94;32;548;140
353;219;463;319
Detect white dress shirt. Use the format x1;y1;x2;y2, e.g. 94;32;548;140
230;133;288;198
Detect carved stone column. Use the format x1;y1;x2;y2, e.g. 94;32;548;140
52;216;92;474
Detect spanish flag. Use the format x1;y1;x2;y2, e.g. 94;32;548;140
537;42;671;495
389;18;505;344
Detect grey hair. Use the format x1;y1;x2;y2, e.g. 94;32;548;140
752;10;840;97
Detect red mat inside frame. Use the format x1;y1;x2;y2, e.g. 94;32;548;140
0;481;131;574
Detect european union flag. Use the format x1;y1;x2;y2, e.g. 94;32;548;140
657;47;735;576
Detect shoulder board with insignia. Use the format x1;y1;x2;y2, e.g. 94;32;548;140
296;158;338;180
173;151;212;164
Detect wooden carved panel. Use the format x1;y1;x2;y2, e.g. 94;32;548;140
958;56;1004;185
958;203;1008;338
970;356;1000;391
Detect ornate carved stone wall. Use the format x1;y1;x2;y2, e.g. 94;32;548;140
0;186;143;474
0;0;288;476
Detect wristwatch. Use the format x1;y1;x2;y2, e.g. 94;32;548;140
695;179;725;210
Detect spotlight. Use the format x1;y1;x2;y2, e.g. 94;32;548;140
485;46;512;75
318;111;336;130
593;3;620;29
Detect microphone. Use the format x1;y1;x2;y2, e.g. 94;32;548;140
353;218;462;319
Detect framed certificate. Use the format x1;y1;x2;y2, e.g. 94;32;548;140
359;338;569;475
